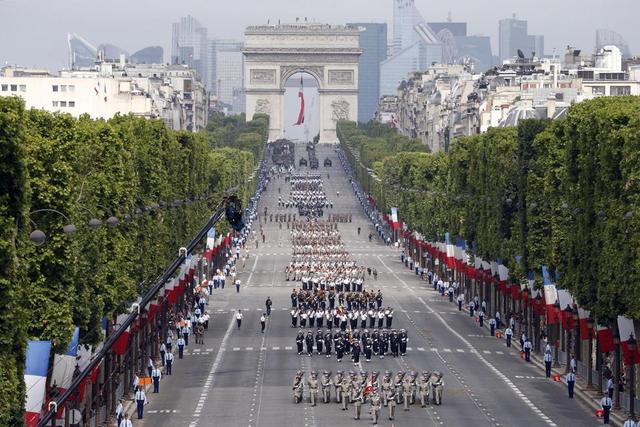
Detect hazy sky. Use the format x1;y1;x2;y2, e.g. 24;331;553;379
0;0;637;69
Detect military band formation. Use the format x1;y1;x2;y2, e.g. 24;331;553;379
281;165;440;423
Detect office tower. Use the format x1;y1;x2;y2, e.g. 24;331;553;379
428;21;494;72
171;15;208;86
528;35;544;58
392;0;426;54
348;23;388;123
216;49;244;113
97;44;129;62
207;39;243;94
499;15;529;62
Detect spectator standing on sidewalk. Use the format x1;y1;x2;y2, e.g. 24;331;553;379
135;387;147;419
523;337;532;362
152;364;162;393
261;313;266;333
165;351;174;375
177;336;185;359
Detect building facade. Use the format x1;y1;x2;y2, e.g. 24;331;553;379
0;62;208;131
348;23;387;123
499;15;544;62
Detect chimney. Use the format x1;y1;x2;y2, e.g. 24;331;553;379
547;94;556;119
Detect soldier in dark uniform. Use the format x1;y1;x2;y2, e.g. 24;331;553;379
399;329;409;356
324;330;333;358
315;329;324;355
335;336;344;362
364;336;373;362
296;330;304;355
390;330;399;357
352;341;361;364
372;330;380;355
305;331;314;356
379;330;389;358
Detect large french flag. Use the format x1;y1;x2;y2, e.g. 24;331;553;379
112;313;131;356
597;324;615;353
557;289;574;329
294;75;305;126
543;284;558;324
578;307;591;340
617;316;640;364
25;340;52;427
49;327;80;418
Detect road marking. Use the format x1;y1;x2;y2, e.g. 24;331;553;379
272;346;280;350
246;255;259;286
417;347;425;351
246;346;254;351
189;313;236;427
233;347;240;351
383;262;558;427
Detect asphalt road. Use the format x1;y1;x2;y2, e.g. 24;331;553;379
138;143;601;427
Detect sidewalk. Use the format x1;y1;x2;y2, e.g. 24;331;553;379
404;264;626;426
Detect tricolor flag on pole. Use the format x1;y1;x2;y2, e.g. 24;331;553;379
294;75;305;126
597;324;615;353
24;340;52;427
50;327;79;396
578;307;591;340
543;284;558;324
617;316;640;364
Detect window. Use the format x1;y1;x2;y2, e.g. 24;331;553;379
68;101;75;107
591;86;605;95
52;101;59;107
610;86;631;96
10;84;17;91
1;84;7;91
60;101;67;107
60;85;67;92
19;85;26;92
52;85;58;92
68;85;75;93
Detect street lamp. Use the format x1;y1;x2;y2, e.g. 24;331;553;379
614;330;621;409
553;300;561;367
564;304;573;373
28;209;77;246
629;333;637;419
587;317;594;388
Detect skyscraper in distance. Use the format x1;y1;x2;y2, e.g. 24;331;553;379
171;15;208;86
348;23;387;123
499;14;544;62
392;0;426;54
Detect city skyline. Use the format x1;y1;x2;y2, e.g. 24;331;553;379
1;0;638;70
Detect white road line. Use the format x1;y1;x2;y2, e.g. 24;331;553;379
233;347;240;351
382;259;558;426
246;255;259;286
190;314;236;427
272;346;280;350
246;346;254;351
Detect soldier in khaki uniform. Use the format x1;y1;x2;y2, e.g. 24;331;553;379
381;371;393;407
386;386;397;420
341;374;352;411
333;371;343;404
419;371;431;407
292;371;304;403
351;382;364;420
321;370;333;403
369;387;382;425
308;370;319;406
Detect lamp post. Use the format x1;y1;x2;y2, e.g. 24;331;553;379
614;330;621;409
629;333;637;419
587;317;594;388
28;209;77;245
564;304;573;373
554;300;561;367
535;292;542;353
573;306;580;363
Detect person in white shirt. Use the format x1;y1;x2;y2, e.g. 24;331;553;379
115;399;124;426
151;364;162;393
119;413;133;427
624;414;637;427
132;374;140;392
165;351;174;375
134;388;147;419
236;310;243;329
235;279;241;293
260;313;266;333
159;343;166;366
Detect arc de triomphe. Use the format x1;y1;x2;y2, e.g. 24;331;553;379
243;23;361;144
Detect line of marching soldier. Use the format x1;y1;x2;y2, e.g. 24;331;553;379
292;370;444;423
294;328;410;361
